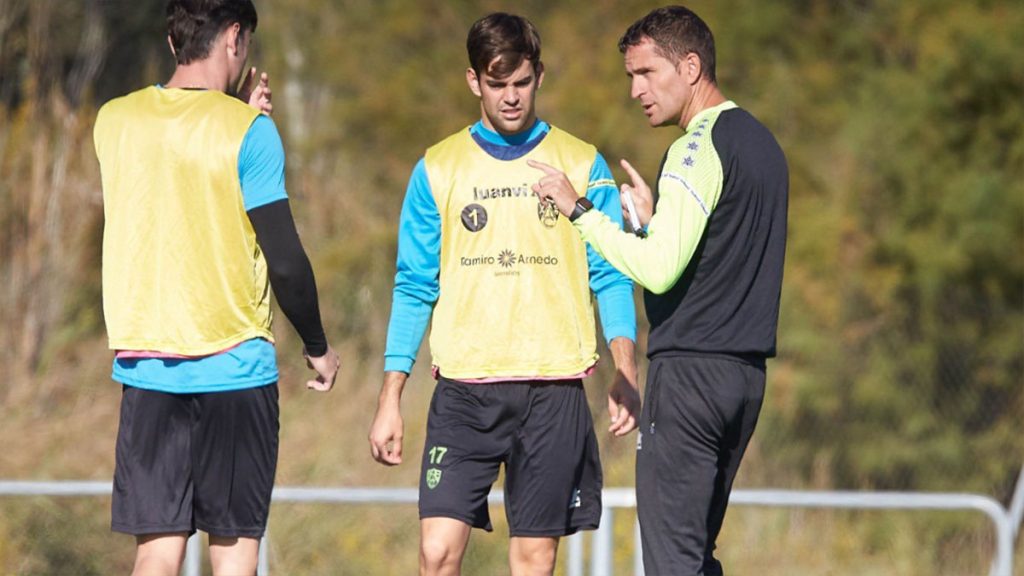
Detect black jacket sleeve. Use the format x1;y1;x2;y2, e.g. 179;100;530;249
247;199;328;356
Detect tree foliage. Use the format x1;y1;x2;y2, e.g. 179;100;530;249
0;0;1021;572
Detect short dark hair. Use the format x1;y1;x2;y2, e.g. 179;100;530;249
166;0;258;65
466;13;542;78
619;6;716;84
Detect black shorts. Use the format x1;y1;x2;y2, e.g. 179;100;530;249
419;377;602;537
111;384;279;538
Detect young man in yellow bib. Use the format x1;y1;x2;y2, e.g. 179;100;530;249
93;1;339;574
369;12;641;576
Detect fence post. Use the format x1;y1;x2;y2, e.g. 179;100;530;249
591;506;614;575
182;532;201;576
1008;465;1024;541
258;533;269;576
566;531;584;576
634;517;644;576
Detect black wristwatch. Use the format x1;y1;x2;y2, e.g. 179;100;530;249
568;197;594;222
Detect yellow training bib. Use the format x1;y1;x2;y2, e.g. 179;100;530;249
94;86;273;355
425;126;598;379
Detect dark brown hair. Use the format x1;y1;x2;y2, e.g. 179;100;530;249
619;6;716;84
466;12;542;78
166;0;258;65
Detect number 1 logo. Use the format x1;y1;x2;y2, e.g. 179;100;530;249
461;203;488;232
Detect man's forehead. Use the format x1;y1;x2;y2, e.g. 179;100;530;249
624;39;670;69
482;56;536;81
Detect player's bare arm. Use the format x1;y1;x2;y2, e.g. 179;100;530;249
369;371;407;465
607;336;641;436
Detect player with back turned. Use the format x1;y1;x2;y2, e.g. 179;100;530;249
93;1;339;574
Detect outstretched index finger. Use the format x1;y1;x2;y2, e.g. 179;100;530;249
238;66;256;94
526;159;560;175
619;158;646;188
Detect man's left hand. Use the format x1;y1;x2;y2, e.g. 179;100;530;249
608;371;641;436
607;336;641;436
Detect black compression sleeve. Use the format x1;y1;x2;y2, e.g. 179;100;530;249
247;199;328;356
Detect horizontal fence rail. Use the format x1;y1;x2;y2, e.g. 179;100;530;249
0;481;1017;576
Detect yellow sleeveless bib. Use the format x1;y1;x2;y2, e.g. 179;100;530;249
94;86;273;355
424;126;598;379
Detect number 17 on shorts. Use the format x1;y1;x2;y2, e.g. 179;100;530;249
425;445;448;490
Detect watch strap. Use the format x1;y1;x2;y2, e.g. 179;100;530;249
568;197;594;222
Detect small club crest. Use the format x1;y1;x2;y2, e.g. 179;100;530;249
426;468;443;490
537;198;559;228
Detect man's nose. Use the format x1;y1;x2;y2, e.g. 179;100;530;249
630;78;644;99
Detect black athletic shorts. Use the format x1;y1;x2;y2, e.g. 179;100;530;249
111;384;279;538
419;376;603;537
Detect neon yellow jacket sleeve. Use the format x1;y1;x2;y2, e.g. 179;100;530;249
573;108;726;294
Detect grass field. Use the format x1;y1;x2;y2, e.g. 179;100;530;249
1;336;1020;575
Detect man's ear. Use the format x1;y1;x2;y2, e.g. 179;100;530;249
226;22;242;56
167;35;177;58
684;52;702;85
535;61;545;90
466;67;482;98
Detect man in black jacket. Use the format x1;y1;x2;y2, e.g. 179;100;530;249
532;6;788;574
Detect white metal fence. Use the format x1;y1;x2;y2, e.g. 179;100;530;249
1;476;1021;576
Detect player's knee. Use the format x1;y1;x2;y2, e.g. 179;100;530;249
420;536;462;574
132;552;182;576
210;555;258;576
510;543;557;575
133;536;186;576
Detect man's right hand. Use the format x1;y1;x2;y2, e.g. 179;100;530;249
369;371;407;466
238;66;273;115
304;346;340;392
620;158;654;227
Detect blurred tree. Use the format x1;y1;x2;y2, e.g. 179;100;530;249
763;0;1024;499
0;0;1021;572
